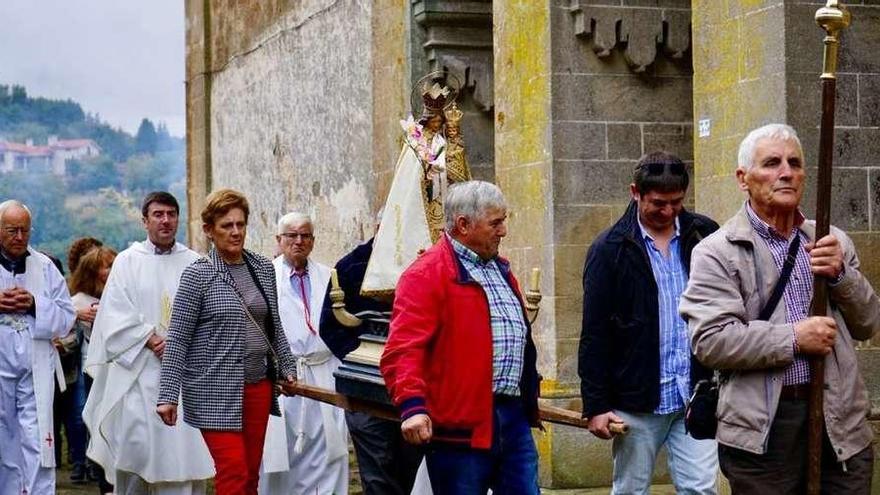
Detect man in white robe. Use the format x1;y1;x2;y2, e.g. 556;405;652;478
83;192;213;494
260;212;349;495
0;200;75;494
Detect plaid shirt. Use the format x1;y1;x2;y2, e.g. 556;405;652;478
638;218;690;414
746;203;812;385
450;236;527;396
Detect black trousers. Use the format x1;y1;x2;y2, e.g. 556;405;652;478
719;399;873;495
346;411;423;495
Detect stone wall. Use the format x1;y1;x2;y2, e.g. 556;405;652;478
186;0;379;262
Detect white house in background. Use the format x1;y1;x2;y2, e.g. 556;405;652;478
0;135;101;175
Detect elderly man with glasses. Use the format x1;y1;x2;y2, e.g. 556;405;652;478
578;152;720;493
259;212;349;494
0;200;75;494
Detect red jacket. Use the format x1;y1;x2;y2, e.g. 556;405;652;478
380;236;540;449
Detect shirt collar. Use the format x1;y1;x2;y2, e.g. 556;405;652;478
145;238;175;255
448;234;492;266
286;258;310;277
0;248;29;275
636;215;680;242
745;201;805;240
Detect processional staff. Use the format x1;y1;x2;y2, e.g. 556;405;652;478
808;2;850;493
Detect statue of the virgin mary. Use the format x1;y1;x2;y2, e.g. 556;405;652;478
361;72;472;297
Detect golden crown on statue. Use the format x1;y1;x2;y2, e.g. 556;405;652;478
444;102;463;126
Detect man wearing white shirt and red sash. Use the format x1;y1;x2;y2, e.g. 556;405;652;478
259;212;348;495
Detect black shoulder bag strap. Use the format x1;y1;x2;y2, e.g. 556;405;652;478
758;234;802;320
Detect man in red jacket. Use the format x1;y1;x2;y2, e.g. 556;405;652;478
381;180;541;494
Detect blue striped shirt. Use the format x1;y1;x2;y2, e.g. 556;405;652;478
449;236;527;396
638;218;690;414
745;202;812;385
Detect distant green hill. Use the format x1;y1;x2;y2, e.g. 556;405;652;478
0;83;188;267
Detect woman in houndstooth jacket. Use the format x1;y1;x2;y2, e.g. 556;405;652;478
157;189;297;495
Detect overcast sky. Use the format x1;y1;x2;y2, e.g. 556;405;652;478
0;1;186;136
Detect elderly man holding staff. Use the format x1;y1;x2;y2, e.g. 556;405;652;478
680;123;880;494
157;188;297;495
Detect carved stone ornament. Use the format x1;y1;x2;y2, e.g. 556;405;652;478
570;1;692;72
413;0;494;111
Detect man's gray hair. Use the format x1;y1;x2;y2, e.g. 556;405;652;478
277;211;313;234
444;181;507;231
0;200;31;224
737;123;802;171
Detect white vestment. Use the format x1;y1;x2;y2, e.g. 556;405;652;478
0;247;75;494
259;257;349;495
83;241;214;491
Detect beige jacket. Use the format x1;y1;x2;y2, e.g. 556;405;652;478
680;203;880;461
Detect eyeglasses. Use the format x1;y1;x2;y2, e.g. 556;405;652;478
2;227;31;237
638;162;686;175
279;232;314;241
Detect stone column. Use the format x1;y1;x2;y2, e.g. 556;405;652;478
372;0;410;205
184;0;212;251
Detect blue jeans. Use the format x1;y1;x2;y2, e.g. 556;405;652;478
53;369;87;467
612;409;718;495
425;399;539;495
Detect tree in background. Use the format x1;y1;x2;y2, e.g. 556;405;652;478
156;122;174;152
67;155;120;192
135;118;158;155
0;171;76;253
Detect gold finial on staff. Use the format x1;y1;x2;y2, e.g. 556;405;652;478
815;0;851;80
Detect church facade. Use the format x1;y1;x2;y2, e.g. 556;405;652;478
185;0;880;487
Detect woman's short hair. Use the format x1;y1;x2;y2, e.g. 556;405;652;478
201;188;250;226
444;181;507;231
68;246;117;298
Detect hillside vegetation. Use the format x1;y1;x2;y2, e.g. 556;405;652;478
0;84;186;266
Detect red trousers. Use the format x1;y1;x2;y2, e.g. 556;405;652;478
201;379;272;495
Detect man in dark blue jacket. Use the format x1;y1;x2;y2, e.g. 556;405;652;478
319;229;423;495
579;151;720;493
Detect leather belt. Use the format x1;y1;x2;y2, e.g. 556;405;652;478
780;384;810;401
493;394;520;405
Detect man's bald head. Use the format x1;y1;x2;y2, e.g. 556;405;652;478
0;200;32;259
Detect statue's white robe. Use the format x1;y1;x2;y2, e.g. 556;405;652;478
0;247;74;494
259;257;349;495
362;144;436;295
83;241;213;491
